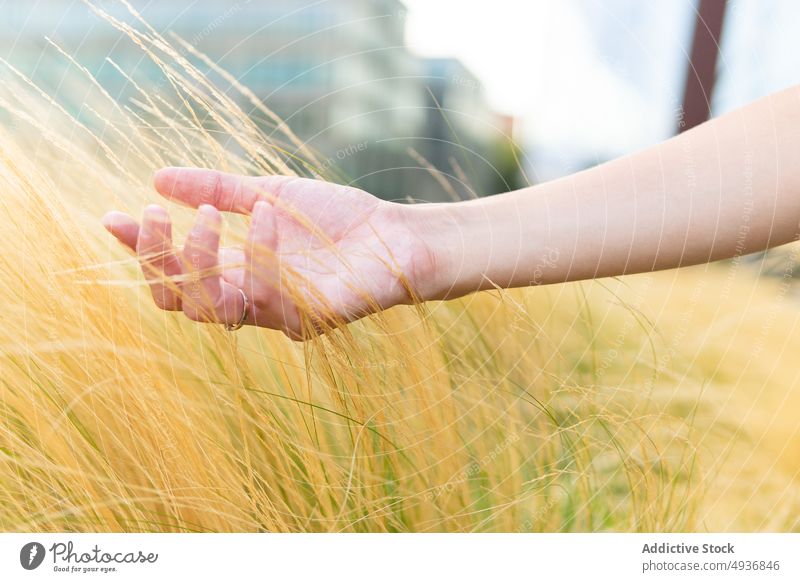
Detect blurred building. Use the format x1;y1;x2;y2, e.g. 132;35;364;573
0;0;514;201
419;58;517;198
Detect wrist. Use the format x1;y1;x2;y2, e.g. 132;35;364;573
402;200;498;301
401;186;569;301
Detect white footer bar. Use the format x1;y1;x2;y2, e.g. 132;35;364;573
1;533;798;581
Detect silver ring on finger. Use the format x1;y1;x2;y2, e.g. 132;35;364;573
224;288;249;331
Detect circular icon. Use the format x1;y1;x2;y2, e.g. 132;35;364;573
19;542;46;570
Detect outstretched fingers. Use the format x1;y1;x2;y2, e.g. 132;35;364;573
136;205;183;311
180;204;246;326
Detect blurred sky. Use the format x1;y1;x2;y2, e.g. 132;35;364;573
403;0;800;180
403;0;695;177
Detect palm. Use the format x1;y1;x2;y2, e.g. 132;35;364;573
223;176;424;321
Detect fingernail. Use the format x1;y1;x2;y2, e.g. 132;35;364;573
252;201;269;221
198;204;218;220
143;204;168;223
194;205;221;234
101;212;117;230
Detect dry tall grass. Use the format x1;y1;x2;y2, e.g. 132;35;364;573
0;3;798;532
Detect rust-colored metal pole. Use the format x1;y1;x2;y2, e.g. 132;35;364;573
679;0;728;133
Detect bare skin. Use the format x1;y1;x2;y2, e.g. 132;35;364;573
103;85;800;339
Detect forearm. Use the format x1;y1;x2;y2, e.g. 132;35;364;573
411;85;800;300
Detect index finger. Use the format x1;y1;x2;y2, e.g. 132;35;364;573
154;167;271;214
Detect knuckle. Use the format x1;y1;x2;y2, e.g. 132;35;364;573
256;176;291;200
249;292;271;312
200;171;223;208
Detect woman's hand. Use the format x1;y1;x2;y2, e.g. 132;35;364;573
102;168;440;339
